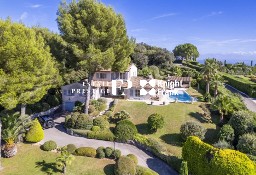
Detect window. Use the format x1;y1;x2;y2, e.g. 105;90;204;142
130;89;134;96
120;73;126;79
64;89;74;96
111;73;115;80
135;89;140;97
96;73;107;79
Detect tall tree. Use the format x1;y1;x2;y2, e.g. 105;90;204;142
173;43;199;61
211;73;223;98
57;0;134;114
33;27;87;84
202;58;218;94
0;19;61;116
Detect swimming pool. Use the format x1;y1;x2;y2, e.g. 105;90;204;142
167;90;194;103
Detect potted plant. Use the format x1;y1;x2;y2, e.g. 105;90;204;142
1;112;31;158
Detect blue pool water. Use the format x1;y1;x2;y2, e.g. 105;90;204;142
168;90;194;102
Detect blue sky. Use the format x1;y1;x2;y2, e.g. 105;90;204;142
0;0;256;63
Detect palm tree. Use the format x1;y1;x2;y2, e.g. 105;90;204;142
211;73;223;98
202;59;218;94
56;149;75;174
211;94;232;123
1;112;31;158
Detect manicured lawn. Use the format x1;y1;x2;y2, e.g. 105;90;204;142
2;143;115;175
114;91;218;157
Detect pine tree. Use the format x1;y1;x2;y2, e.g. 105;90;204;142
0;19;61;115
57;0;135;114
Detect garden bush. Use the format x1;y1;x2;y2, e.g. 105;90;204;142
113;149;121;159
74;114;93;130
66;144;76;154
179;161;188;175
147;113;165;133
237;133;256;156
105;147;114;158
213;140;233;149
114;156;136;175
25;119;44;143
93;117;109;129
74;147;96;157
229;110;255;136
127;154;138;165
90;99;107;111
87;129;115;141
88;105;96;113
182;136;256;175
115;119;138;142
91;126;101;132
218;124;235;143
180;121;206;141
97;147;105;159
112;110;130;123
104;111;113;119
136;166;158;175
41;140;57;151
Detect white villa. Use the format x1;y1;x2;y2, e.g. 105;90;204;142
61;64;191;111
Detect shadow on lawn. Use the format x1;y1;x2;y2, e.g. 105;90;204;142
160;133;183;147
103;164;115;175
35;160;61;174
136;123;151;135
189;112;210;123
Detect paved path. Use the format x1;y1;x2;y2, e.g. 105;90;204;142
40;117;178;175
225;84;256;112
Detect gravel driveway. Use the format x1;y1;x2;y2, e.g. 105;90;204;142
40;117;178;175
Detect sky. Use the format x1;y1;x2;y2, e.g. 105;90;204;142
0;0;256;64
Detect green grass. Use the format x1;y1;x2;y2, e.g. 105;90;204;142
114;96;218;157
2;143;115;175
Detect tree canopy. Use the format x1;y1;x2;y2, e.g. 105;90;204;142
57;0;134;74
0;19;61;115
173;43;199;61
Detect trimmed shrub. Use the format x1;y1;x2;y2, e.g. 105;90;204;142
41;140;57;151
127;154;138;165
113;149;121;159
182;136;256;175
88;105;96;113
97;147;105;159
115;119;138;142
25;119;44;143
136;166;158;175
91;126;101;132
180;121;206;141
87;129;115;141
112;110;130;123
147;113;165;133
229;110;255;136
218;124;235;143
66;144;76;154
74;114;93;130
114;156;136;175
179;161;188;175
237;133;256;156
105;147;114;158
213;140;233;149
74;147;96;157
93;117;109;129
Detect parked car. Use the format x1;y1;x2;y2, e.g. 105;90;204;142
36;115;55;129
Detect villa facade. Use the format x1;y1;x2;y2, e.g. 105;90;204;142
61;64;191;111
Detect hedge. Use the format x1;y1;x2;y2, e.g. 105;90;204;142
87;129;115;141
182;136;256;175
127;154;138;165
74;147;97;157
115;119;138;142
25;119;44;143
222;73;256;98
66;144;77;154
